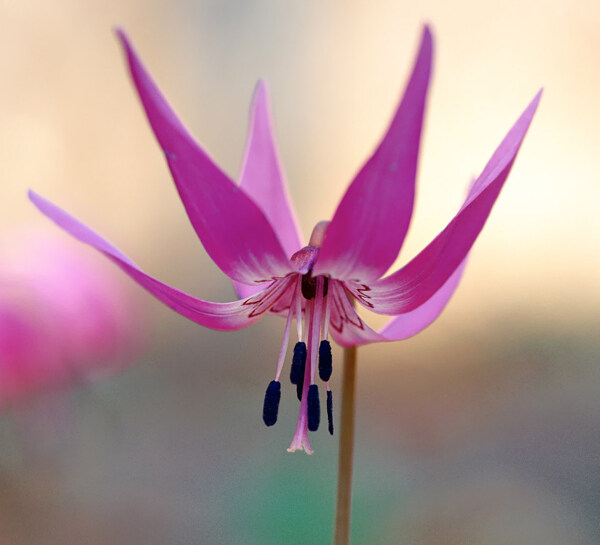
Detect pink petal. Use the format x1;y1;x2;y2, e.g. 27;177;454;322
233;281;265;299
328;261;465;347
377;258;466;339
313;26;433;282
233;81;304;298
239;80;303;257
29;191;288;331
350;90;542;315
116;30;292;284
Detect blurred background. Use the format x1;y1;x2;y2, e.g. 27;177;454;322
1;0;599;543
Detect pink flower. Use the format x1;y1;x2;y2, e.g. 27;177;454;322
30;27;540;453
0;230;145;408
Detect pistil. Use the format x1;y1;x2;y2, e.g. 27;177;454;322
287;296;314;453
327;390;334;435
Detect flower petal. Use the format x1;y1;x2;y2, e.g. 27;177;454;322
233;281;265;300
116;30;292;284
377;258;466;339
233;81;304;298
29;191;289;331
239;80;303;257
329;261;465;346
313;26;433;282
349;90;542;315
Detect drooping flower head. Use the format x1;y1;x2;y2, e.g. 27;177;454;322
0;229;145;409
30;26;541;453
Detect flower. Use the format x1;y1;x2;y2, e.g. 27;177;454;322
29;26;541;454
0;229;145;409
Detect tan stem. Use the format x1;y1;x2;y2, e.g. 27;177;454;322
333;344;358;545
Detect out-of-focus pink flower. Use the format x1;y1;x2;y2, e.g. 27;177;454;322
0;229;146;409
30;26;540;453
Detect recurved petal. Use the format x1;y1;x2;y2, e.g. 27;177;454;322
29;191;287;331
329;261;464;346
239;80;303;257
313;26;433;282
350;90;542;315
116;30;292;284
376;258;466;339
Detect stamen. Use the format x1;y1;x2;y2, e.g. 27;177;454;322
318;340;332;381
310;276;325;385
290;342;307;401
322;290;330;341
298;298;314;401
295;276;303;341
327;389;334;435
274;279;299;382
290;342;307;384
262;380;281;426
307;384;320;431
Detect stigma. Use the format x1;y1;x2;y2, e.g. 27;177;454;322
260;221;335;454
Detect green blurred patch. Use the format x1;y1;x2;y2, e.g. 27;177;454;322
226;441;407;545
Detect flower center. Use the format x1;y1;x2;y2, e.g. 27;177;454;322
260;221;335;454
301;273;329;300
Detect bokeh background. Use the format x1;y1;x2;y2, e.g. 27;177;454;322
1;0;599;543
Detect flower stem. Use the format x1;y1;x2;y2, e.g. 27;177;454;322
333;344;358;545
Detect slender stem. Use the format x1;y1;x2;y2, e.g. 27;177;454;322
333;344;358;545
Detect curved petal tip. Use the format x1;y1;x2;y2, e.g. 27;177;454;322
254;78;268;97
113;27;129;47
421;24;433;51
531;88;543;109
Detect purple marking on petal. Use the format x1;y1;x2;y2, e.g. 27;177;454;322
357;90;542;315
313;26;433;282
29;191;283;331
327;282;385;347
116;30;293;285
328;260;464;347
268;276;303;316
